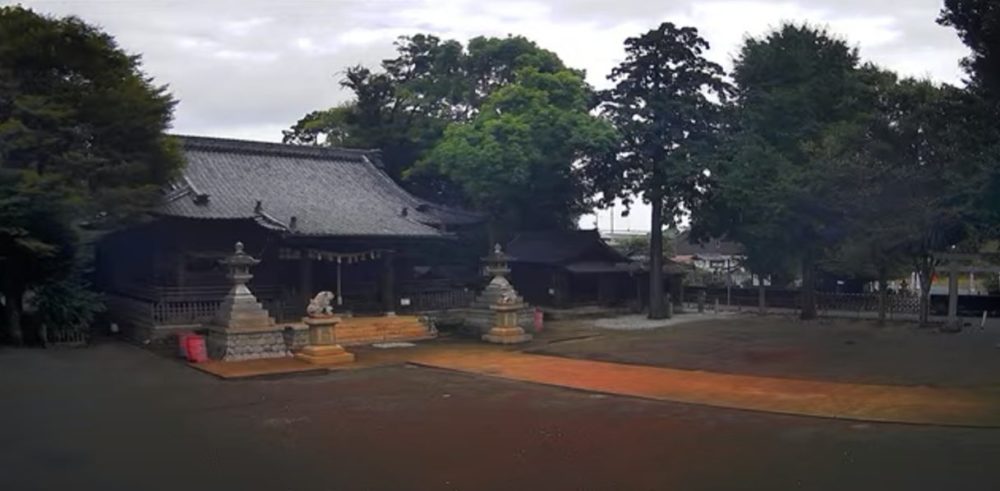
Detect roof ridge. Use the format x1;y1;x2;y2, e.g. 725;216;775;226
173;134;378;162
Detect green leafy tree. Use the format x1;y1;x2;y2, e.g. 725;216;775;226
417;68;617;240
0;174;76;344
0;7;180;343
692;24;872;320
593;22;731;319
826;74;991;325
31;274;105;343
284;34;571;206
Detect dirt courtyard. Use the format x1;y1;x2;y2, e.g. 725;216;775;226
534;314;1000;387
3;340;1000;491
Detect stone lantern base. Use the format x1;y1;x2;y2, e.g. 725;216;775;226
296;344;355;364
483;302;533;344
482;326;533;344
294;315;355;365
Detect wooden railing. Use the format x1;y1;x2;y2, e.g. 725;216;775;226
108;282;289;327
106;280;476;329
401;289;476;312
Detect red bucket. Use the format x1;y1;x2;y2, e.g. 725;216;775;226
185;335;208;363
177;332;195;358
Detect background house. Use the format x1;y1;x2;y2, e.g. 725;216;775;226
671;230;751;287
506;230;639;308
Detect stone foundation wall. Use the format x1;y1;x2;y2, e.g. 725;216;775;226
333;316;436;345
207;327;308;361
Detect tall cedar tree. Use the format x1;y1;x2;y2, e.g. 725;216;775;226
0;7;180;343
594;23;730;319
939;0;1000;99
938;0;1000;237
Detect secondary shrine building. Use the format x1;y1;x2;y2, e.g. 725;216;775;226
96;136;483;341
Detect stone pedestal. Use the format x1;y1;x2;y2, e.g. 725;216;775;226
295;315;355;365
483;302;533;344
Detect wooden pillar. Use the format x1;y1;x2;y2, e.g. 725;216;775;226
635;275;643;313
598;274;614;306
674;277;685;312
947;261;959;329
381;251;396;316
173;251;186;287
551;271;569;308
758;280;767;315
299;253;313;303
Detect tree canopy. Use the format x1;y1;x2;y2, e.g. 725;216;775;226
284;34;575;207
938;0;1000;99
691;24;874;319
939;0;1000;236
813;72;990;323
0;6;180;343
416;68;616;237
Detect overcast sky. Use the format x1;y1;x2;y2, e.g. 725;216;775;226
23;0;970;232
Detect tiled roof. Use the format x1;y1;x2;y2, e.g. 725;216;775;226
506;230;629;264
160;135;482;237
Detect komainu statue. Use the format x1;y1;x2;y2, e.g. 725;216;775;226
306;291;336;317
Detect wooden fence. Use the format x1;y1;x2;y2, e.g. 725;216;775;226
690;287;999;317
690;287;924;315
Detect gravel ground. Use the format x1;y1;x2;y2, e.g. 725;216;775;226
2;340;999;490
592;312;738;330
536;313;1000;387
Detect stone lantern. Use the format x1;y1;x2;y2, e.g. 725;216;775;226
207;241;289;361
454;243;536;337
213;241;273;331
481;246;533;344
479;243;521;305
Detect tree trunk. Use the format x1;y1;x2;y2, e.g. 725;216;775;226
2;285;24;346
648;192;666;320
877;265;888;326
800;251;817;320
758;279;766;315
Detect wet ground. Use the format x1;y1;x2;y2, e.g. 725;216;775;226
3;341;1000;490
534;314;1000;387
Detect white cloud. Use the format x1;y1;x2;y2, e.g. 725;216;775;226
221;17;273;36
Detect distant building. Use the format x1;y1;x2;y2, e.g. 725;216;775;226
506;230;638;308
507;229;686;309
671;230;752;286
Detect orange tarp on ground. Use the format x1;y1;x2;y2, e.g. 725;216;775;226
407;348;1000;428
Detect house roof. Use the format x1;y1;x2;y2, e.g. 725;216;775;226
160;135;482;237
506;230;629;265
565;261;638;274
672;230;743;256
